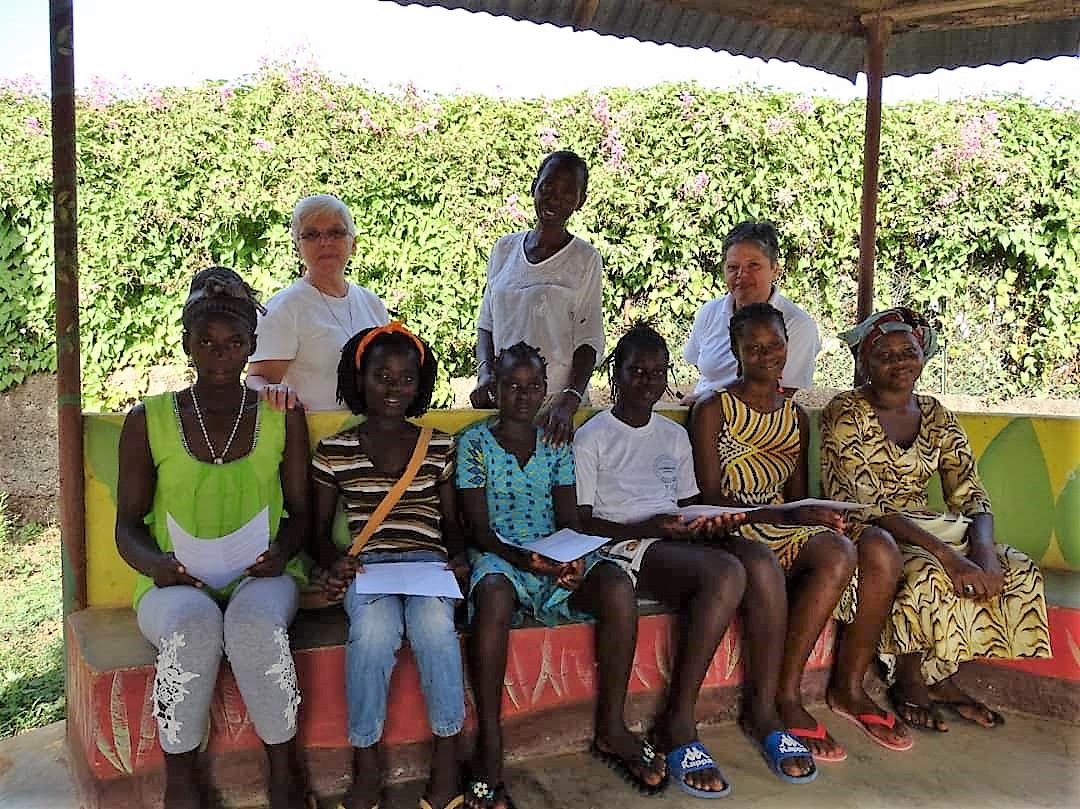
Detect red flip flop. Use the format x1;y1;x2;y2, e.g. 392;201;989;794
787;721;848;762
829;707;914;752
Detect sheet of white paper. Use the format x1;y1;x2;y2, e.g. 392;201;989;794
771;498;870;512
677;505;752;520
167;507;270;590
352;561;463;599
499;528;611;563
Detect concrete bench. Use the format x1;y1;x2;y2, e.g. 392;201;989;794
66;407;1080;808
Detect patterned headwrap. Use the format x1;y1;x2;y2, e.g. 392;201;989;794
354;321;426;368
840;307;939;372
181;266;265;333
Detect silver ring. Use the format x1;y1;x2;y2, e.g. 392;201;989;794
964;583;975;594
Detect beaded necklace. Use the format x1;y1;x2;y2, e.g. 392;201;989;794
186;385;248;464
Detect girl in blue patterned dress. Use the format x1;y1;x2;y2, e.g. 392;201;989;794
457;343;668;809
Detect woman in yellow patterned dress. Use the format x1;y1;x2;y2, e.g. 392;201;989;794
821;307;1051;731
692;303;913;762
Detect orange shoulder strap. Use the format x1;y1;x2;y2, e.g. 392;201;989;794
347;426;434;556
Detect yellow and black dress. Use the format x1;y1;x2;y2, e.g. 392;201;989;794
713;389;858;623
820;389;1050;684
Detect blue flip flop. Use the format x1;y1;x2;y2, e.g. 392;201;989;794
665;741;732;799
755;731;817;785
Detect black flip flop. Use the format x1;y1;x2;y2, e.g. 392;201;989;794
590;739;669;796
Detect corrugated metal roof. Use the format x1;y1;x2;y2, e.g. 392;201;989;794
384;0;1080;80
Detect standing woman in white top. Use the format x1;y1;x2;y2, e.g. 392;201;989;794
469;151;604;446
248;194;390;411
682;221;820;403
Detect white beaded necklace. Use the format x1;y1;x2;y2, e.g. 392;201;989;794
189;384;247;464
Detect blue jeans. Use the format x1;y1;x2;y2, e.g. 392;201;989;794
343;551;465;747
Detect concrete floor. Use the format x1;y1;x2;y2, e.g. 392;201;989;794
2;712;1078;809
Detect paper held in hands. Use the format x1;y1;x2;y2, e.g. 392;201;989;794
678;505;749;520
167;507;270;590
772;498;869;512
499;528;611;563
352;561;463;599
679;499;867;521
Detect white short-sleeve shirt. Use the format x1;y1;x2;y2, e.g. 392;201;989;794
251;278;390;411
477;232;604;392
682;289;820;396
574;409;699;525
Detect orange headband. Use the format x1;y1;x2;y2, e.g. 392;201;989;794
354;321;426;368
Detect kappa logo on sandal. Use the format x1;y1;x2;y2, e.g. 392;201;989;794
681;745;715;769
775;733;808;756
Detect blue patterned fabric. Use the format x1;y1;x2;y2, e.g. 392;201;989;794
456;419;574;543
456;418;599;626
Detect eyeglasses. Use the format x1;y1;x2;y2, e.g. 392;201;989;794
299;228;350;243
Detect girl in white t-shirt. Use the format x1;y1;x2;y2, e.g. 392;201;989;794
575;324;816;792
470;151;604;447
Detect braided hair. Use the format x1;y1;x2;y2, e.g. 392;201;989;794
181;266;264;335
493;342;547;382
602;322;670;401
336;327;437;417
728;302;787;376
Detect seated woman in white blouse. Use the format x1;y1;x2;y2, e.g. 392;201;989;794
248;194;390;411
682;221;819;403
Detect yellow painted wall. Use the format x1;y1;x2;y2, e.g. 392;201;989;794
83;407;1080;607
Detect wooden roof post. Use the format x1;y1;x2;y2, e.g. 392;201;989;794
50;0;86;614
856;14;892;326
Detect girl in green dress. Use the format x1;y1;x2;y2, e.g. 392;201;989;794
116;267;312;809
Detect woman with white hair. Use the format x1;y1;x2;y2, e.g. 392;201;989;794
248;194;390;411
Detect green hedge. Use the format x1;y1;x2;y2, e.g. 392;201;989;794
1;66;1078;408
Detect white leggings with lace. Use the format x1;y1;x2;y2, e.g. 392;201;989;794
136;575;300;754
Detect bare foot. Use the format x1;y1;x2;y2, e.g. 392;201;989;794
778;700;847;762
928;677;1004;728
887;683;948;732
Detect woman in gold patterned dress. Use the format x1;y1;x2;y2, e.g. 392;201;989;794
692;303;913;761
821;307;1051;731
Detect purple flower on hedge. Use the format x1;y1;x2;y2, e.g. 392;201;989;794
24;116;43;135
792;97;815;115
602;126;627;170
592;95;611;127
935;190;959;208
679;90;696;117
358;109;381;134
218;86;235;104
539;126;558;148
253;138;273;152
147;91;166;111
87;76;112;110
498;194;529;224
680;172;709;198
410;119;438;136
766;116;792;135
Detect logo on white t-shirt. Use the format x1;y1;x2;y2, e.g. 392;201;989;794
653;455;679;501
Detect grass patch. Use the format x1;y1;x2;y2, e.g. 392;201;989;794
0;492;65;739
